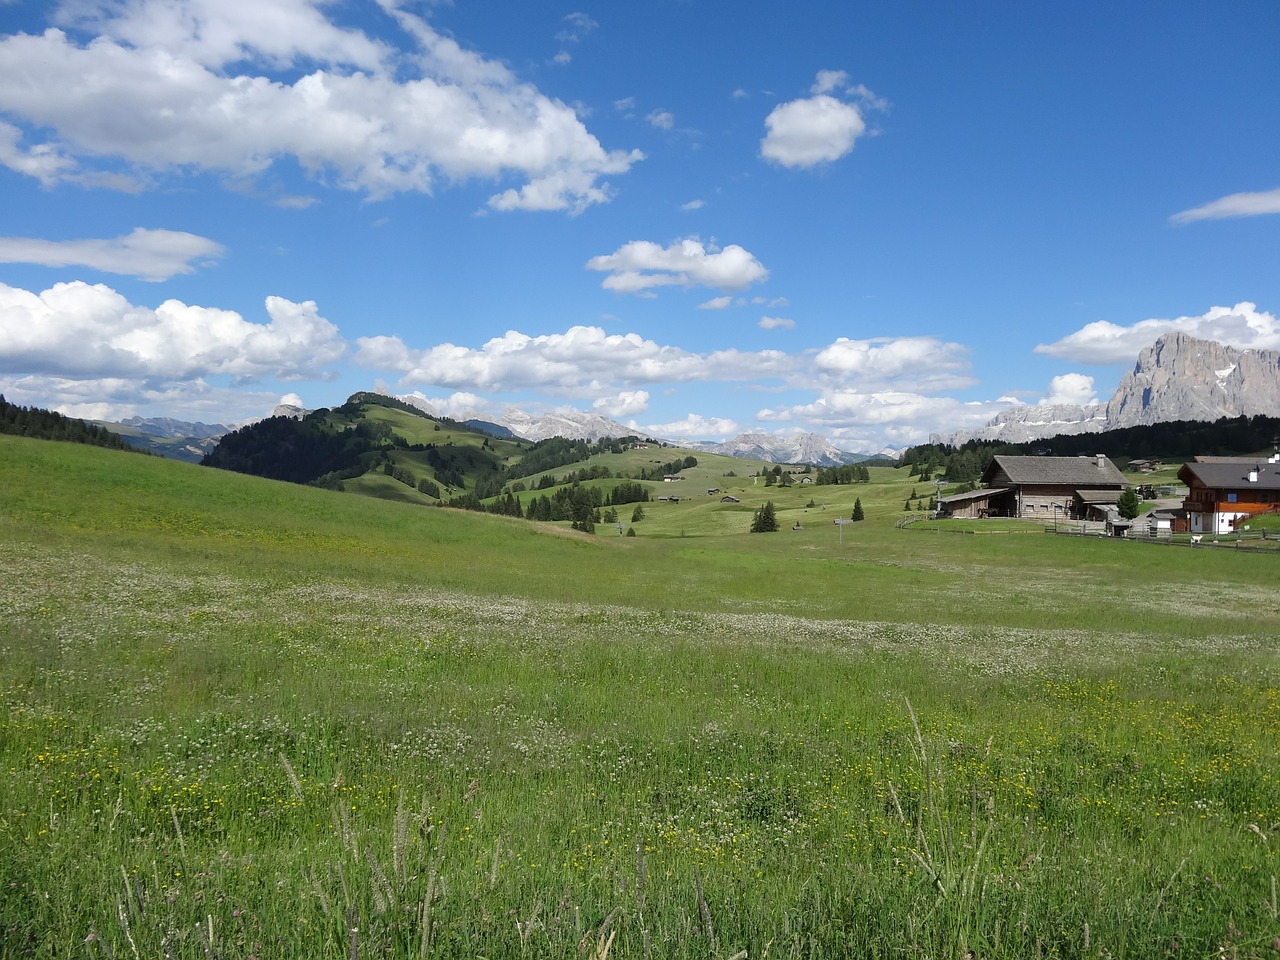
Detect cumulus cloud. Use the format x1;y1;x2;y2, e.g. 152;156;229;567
1171;187;1280;224
647;110;674;130
699;295;733;310
758;390;1012;446
681;199;705;211
813;336;975;391
1041;373;1097;406
593;390;649;417
0;227;224;281
398;389;489;420
760;71;884;169
352;323;808;398
0;280;345;382
354;325;707;393
637;412;740;440
1035;302;1280;364
0;1;641;212
586;237;768;294
0;371;287;424
758;316;794;330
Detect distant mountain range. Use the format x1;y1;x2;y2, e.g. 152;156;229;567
939;332;1280;446
94;415;234;462
99;331;1280;465
397;394;880;465
683;431;876;467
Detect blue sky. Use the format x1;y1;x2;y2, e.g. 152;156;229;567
1;0;1278;451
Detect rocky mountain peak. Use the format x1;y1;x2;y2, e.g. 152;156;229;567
939;333;1280;445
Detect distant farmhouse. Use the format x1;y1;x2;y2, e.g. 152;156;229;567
940;454;1127;521
1178;456;1280;534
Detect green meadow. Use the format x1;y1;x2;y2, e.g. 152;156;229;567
2;435;1279;958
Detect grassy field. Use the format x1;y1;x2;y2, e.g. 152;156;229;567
3;435;1279;958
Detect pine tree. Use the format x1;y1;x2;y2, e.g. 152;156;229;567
1117;486;1141;520
750;500;778;533
852;498;864;521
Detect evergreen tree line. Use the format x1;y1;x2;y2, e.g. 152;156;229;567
636;455;698;480
505;435;652;481
899;414;1280;483
0;395;141;454
204;413;390;484
813;464;871;484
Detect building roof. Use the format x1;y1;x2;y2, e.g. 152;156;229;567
1178;460;1280;491
1074;488;1124;503
939;487;1010;505
982;455;1127;488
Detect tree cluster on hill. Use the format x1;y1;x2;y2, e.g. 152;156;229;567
1;395;141;454
637;455;697;481
814;464;871;485
203;412;392;484
606;481;650;506
505;435;648;482
750;500;778;533
525;483;603;530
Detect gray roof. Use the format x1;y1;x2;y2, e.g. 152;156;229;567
1075;488;1124;503
1178;460;1280;491
982;455;1126;487
939;487;1010;505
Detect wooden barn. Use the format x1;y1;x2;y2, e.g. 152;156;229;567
939;454;1127;520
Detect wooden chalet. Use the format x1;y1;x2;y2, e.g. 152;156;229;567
940;454;1127;520
1177;457;1280;534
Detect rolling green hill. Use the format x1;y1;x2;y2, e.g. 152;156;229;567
4;434;1280;957
202;393;792;528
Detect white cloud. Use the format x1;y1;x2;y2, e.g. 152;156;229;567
758;390;1011;446
593;390;649;417
0;227;224;281
353;323;809;398
699;295;733;310
56;0;389;71
760;71;883;169
647;110;674;130
586;237;768;294
0;371;285;424
556;12;598;44
681;199;705;211
1035;302;1280;363
354;325;709;393
398;389;489;420
1171;187;1280;224
813;336;975;391
637;412;740;440
0;3;642;212
758;316;794;330
811;69;849;96
0;280;345;382
1041;373;1097;406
